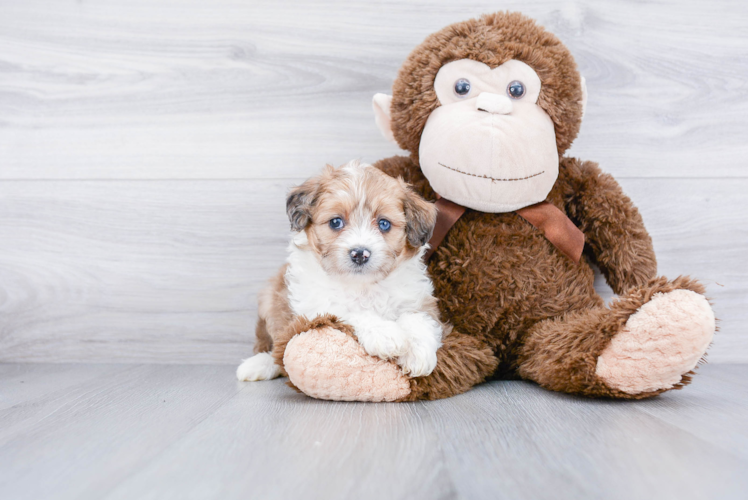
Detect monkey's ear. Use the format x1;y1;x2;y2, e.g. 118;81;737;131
580;76;588;119
372;93;398;145
286;178;319;231
403;189;437;248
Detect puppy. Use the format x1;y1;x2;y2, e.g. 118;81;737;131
237;160;444;382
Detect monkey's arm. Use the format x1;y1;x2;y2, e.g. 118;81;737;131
562;157;657;294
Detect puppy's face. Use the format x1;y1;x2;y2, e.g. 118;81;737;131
287;161;437;282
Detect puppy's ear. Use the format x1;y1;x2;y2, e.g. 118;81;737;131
286;177;320;231
403;188;437;247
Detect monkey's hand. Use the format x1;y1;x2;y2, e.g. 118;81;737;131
279;315;412;402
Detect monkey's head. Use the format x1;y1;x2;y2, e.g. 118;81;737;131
373;12;587;212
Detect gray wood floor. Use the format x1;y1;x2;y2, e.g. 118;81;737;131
1;363;747;500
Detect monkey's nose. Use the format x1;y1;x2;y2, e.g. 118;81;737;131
476;93;513;114
350;248;371;266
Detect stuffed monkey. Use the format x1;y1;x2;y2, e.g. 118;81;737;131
272;12;715;401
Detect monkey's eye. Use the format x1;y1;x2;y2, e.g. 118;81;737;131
507;80;526;99
329;218;345;230
453;78;471;97
378;219;391;232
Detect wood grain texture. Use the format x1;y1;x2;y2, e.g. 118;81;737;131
0;364;244;500
0;363;747;500
0;0;746;179
423;379;748;500
0;363;126;411
0;179;294;364
634;366;748;461
0;178;745;363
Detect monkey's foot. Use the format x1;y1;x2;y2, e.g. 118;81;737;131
283;327;411;402
596;290;715;394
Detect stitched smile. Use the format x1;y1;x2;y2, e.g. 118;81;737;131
438;163;545;182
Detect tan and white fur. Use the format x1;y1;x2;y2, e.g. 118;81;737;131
237;161;442;382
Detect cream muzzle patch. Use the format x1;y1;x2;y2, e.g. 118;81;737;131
418;59;559;213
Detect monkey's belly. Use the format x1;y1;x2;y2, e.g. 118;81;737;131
428;211;601;349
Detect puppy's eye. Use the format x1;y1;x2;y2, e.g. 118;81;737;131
454;78;471;98
507;80;525;99
329;218;345;230
378;219;391;232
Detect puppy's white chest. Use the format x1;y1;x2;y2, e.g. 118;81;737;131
284;246;431;323
289;274;402;321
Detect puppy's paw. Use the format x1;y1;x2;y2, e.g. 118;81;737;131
354;320;409;361
395;312;442;377
397;342;438;377
236;352;281;382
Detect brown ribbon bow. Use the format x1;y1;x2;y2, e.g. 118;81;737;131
424;197;585;263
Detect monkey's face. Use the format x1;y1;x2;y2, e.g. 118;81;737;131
418;59;559;212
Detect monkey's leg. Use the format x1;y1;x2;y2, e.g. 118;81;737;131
517;276;715;399
398;329;499;401
275;315;498;402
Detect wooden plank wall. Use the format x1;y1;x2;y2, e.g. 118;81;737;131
1;0;746;363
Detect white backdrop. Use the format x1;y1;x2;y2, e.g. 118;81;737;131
0;0;746;363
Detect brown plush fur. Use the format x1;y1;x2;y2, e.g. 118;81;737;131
360;12;691;400
373;153;686;400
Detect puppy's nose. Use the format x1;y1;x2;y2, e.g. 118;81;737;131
350;248;371;266
476;92;513;114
